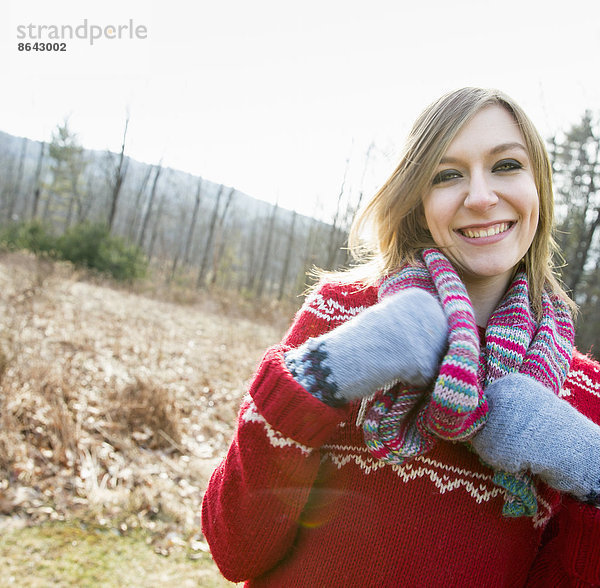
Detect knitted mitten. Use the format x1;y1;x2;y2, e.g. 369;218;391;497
285;289;448;407
471;373;600;505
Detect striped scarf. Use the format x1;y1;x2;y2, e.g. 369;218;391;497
363;248;575;516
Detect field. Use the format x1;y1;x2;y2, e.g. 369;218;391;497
0;252;295;586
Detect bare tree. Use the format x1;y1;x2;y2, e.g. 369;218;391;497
300;200;327;287
0;151;16;217
78;172;98;223
326;157;350;269
278;210;297;300
244;212;261;292
137;163;162;248
550;110;600;358
552;111;600;297
183;177;203;266
31;141;46;220
169;199;191;281
197;184;226;288
147;188;168;261
106;116;130;232
210;188;236;286
255;202;279;298
352;142;374;223
8;138;28;221
127;164;154;241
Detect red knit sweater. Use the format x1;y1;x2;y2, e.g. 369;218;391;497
202;282;600;587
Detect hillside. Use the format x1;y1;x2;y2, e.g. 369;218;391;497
0;129;346;302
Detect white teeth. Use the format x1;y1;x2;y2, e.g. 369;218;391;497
462;222;510;239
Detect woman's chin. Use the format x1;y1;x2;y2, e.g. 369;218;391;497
452;258;518;285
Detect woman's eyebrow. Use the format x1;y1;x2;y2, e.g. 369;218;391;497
488;141;528;156
439;142;528;165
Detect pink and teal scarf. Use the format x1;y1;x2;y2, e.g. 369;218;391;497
363;248;575;516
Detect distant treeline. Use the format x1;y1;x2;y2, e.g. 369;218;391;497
0;111;598;357
0;124;357;300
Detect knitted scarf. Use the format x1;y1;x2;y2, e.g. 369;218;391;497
362;248;575;516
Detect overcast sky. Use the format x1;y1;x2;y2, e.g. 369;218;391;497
2;0;600;218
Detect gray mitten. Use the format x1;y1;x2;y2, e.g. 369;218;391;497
285;289;448;406
471;373;600;504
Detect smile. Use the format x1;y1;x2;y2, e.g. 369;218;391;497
457;221;514;239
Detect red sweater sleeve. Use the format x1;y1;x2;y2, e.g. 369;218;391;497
526;351;600;587
201;283;369;582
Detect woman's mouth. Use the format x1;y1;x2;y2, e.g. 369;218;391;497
456;221;514;239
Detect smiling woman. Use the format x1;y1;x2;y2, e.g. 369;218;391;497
422;106;540;324
201;88;600;587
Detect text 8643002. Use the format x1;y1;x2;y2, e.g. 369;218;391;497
18;42;67;52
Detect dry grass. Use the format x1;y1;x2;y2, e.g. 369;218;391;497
0;250;293;559
107;377;182;450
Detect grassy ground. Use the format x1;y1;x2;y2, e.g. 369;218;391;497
0;252;296;586
0;520;236;587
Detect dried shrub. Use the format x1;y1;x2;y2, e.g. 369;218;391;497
0;343;9;383
39;376;79;464
108;378;181;450
0;366;79;473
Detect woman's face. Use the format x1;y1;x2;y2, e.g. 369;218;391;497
422;105;539;287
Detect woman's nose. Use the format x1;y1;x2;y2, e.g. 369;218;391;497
463;172;499;211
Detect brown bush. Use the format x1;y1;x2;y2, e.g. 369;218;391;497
108;378;181;450
0;344;9;382
0;365;79;473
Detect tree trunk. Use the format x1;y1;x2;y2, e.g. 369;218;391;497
210;188;235;286
183;178;203;266
127;164;154;241
9;138;28;221
137;163;162;248
278;210;297;300
147;189;167;261
244;214;260;292
31;142;46;220
197;184;225;288
327;158;349;268
107;117;129;232
255;202;278;298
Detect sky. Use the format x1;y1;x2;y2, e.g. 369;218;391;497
2;0;600;219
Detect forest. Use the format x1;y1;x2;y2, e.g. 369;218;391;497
0;110;598;358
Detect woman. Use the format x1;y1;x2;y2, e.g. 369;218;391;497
202;88;600;586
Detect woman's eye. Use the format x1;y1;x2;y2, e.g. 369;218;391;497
432;169;461;185
493;159;523;172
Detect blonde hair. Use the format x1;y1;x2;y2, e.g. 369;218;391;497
325;87;574;317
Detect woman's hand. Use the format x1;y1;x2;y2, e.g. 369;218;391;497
471;373;600;504
285;289;448;406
